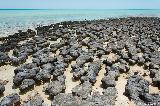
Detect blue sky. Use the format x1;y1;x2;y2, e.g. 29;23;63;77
0;0;160;9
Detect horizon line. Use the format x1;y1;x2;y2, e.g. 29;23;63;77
0;8;160;10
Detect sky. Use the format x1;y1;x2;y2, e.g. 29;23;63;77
0;0;160;9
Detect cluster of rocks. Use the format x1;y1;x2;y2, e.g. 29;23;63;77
0;52;9;66
52;87;117;106
43;80;66;98
0;29;36;52
80;61;101;83
0;93;20;106
13;63;39;92
10;36;51;66
1;17;160;105
125;75;160;106
23;92;46;106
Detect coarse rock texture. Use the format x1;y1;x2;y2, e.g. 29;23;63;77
23;91;46;106
0;93;20;106
43;80;66;97
125;75;160;106
51;93;82;106
0;83;5;94
72;81;92;99
13;63;40;86
19;79;35;92
125;75;149;101
1;17;160;105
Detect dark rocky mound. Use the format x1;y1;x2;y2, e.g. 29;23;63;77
101;66;120;88
23;92;45;106
51;93;82;106
125;75;149;101
19;79;35;92
0;93;20;106
72;81;92;99
82;87;117;106
13;63;40;88
0;29;36;52
52;87;117;106
125;75;160;106
0;83;5;94
43;80;66;97
0;52;10;66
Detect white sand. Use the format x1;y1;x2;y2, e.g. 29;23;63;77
0;65;18;101
92;64;105;95
115;74;136;106
25;56;33;63
64;61;80;93
82;46;88;52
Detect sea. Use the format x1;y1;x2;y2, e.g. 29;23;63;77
0;9;160;37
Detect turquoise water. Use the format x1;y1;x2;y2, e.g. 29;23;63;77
0;9;160;36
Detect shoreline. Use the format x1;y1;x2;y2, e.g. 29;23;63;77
1;15;160;37
0;17;160;105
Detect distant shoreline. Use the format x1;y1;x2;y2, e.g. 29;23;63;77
0;16;160;38
0;9;160;37
0;9;160;10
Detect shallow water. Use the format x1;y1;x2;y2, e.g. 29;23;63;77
0;9;160;36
